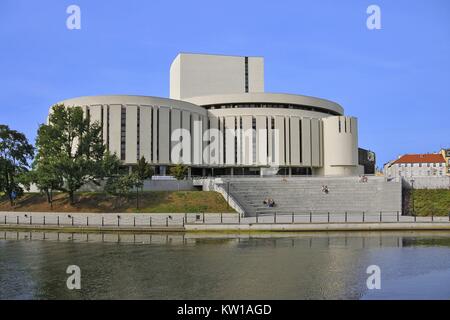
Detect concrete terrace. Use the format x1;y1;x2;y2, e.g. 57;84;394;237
222;176;402;217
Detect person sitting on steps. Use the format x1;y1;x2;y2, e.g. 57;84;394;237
263;198;275;207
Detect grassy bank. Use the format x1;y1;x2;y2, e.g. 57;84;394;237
0;191;236;213
411;189;450;216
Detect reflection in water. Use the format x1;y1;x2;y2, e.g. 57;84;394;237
0;231;450;299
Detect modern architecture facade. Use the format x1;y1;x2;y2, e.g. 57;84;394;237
51;53;362;177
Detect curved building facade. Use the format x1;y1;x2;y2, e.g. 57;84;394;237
51;53;360;176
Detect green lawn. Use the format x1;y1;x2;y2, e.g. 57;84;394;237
0;191;236;213
411;189;450;216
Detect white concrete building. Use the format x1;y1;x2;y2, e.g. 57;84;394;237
384;153;446;180
51;53;361;177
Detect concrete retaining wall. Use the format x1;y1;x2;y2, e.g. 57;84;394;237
185;222;450;232
401;176;450;189
1;211;449;233
28;179;196;193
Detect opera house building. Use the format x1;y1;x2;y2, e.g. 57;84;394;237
52;53;361;177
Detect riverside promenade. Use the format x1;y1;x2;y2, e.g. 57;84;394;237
1;211;450;233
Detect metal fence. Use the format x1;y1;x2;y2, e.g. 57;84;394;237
239;211;450;224
1;214;185;228
2;211;450;228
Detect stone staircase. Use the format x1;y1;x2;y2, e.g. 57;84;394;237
225;177;402;217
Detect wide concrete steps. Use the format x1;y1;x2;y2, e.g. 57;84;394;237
226;177;402;217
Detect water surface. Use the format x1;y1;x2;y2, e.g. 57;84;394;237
0;231;449;299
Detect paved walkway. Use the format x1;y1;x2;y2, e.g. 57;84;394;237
0;211;449;232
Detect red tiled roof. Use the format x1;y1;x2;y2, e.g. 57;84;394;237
394;154;445;164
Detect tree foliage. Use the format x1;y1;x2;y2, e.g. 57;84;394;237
134;156;154;182
0;125;34;206
32;104;115;204
104;172;141;208
170;164;188;181
105;157;154;209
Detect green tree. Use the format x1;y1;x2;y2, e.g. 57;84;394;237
170;164;188;181
169;164;188;191
0;125;34;206
134;156;154;182
104;172;141;209
27;160;63;208
33;104;111;204
133;156;154;209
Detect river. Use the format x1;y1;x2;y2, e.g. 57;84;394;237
0;231;449;299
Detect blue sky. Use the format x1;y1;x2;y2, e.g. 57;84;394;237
0;0;449;166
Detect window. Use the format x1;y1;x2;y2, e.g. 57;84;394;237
299;119;303;163
106;106;110;151
137;107;140;160
156;108;159;162
202;103;341;116
222;118;226;162
252;117;257;164
271;118;275;162
100;106;104;140
244;57;249;93
150;108;154;162
266;117;269;159
120;106;126;161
